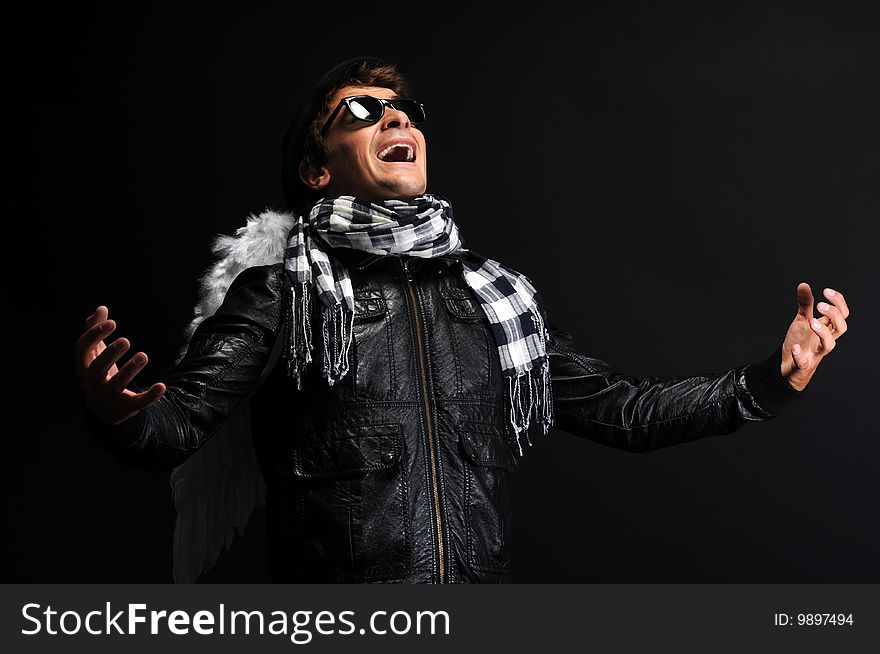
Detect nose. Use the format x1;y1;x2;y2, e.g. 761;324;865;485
381;106;411;130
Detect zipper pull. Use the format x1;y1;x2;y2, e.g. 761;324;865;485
400;255;413;281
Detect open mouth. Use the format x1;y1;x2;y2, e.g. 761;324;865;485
376;142;416;163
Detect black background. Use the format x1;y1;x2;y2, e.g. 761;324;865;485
11;1;878;583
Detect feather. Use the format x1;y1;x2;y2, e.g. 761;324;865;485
169;207;295;583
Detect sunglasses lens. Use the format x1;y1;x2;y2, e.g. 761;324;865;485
343;96;426;127
393;99;426;123
347;97;384;121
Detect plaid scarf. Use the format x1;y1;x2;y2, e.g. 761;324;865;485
282;194;554;454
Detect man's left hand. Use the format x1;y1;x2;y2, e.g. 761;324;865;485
780;283;850;391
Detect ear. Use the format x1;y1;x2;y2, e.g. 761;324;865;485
299;161;331;191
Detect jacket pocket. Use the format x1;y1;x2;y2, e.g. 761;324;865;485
437;286;499;399
289;423;410;581
350;286;397;400
457;421;517;572
291;423;403;479
458;423;519;471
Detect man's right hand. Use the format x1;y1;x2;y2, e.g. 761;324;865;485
75;306;166;426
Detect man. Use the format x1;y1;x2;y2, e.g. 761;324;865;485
75;56;850;583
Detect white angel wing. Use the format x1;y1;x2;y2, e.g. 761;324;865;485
169;208;295;583
170;398;265;582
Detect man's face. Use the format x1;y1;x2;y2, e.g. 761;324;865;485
301;85;428;203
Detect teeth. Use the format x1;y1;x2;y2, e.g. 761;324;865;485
378;143;414;162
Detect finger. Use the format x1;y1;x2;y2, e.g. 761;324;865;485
84;305;109;331
816;302;847;338
88;337;130;382
128;382;166;411
824;288;850;320
75;319;117;368
796;282;815;321
817;316;836;336
107;350;148;395
791;342;810;370
810;318;836;353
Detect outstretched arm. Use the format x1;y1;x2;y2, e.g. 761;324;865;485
543;282;850;453
76;264;285;470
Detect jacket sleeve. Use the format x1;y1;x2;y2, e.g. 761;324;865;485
80;263;285;471
542;307;806;453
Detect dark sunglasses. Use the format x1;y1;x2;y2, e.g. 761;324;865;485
320;95;426;136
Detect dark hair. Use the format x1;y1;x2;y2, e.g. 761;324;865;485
281;58;413;214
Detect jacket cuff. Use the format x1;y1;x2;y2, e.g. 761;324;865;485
744;346;807;416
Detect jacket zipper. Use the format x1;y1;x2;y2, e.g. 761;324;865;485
399;256;447;584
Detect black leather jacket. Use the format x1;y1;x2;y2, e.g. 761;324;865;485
83;248;803;583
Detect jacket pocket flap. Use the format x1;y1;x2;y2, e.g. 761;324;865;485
442;294;482;320
293;424;403;479
458;421;518;471
354;293;387;320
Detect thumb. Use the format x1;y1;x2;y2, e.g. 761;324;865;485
790;342;809;370
796;282;814;321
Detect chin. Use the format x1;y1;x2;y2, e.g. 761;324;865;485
394;182;427;200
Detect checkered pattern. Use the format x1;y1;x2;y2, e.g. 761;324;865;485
283;194;554;453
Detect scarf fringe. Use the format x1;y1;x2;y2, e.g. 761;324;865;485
507;361;555;457
284;282;314;390
285;280;355;389
505;308;556;456
321;302;355;385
